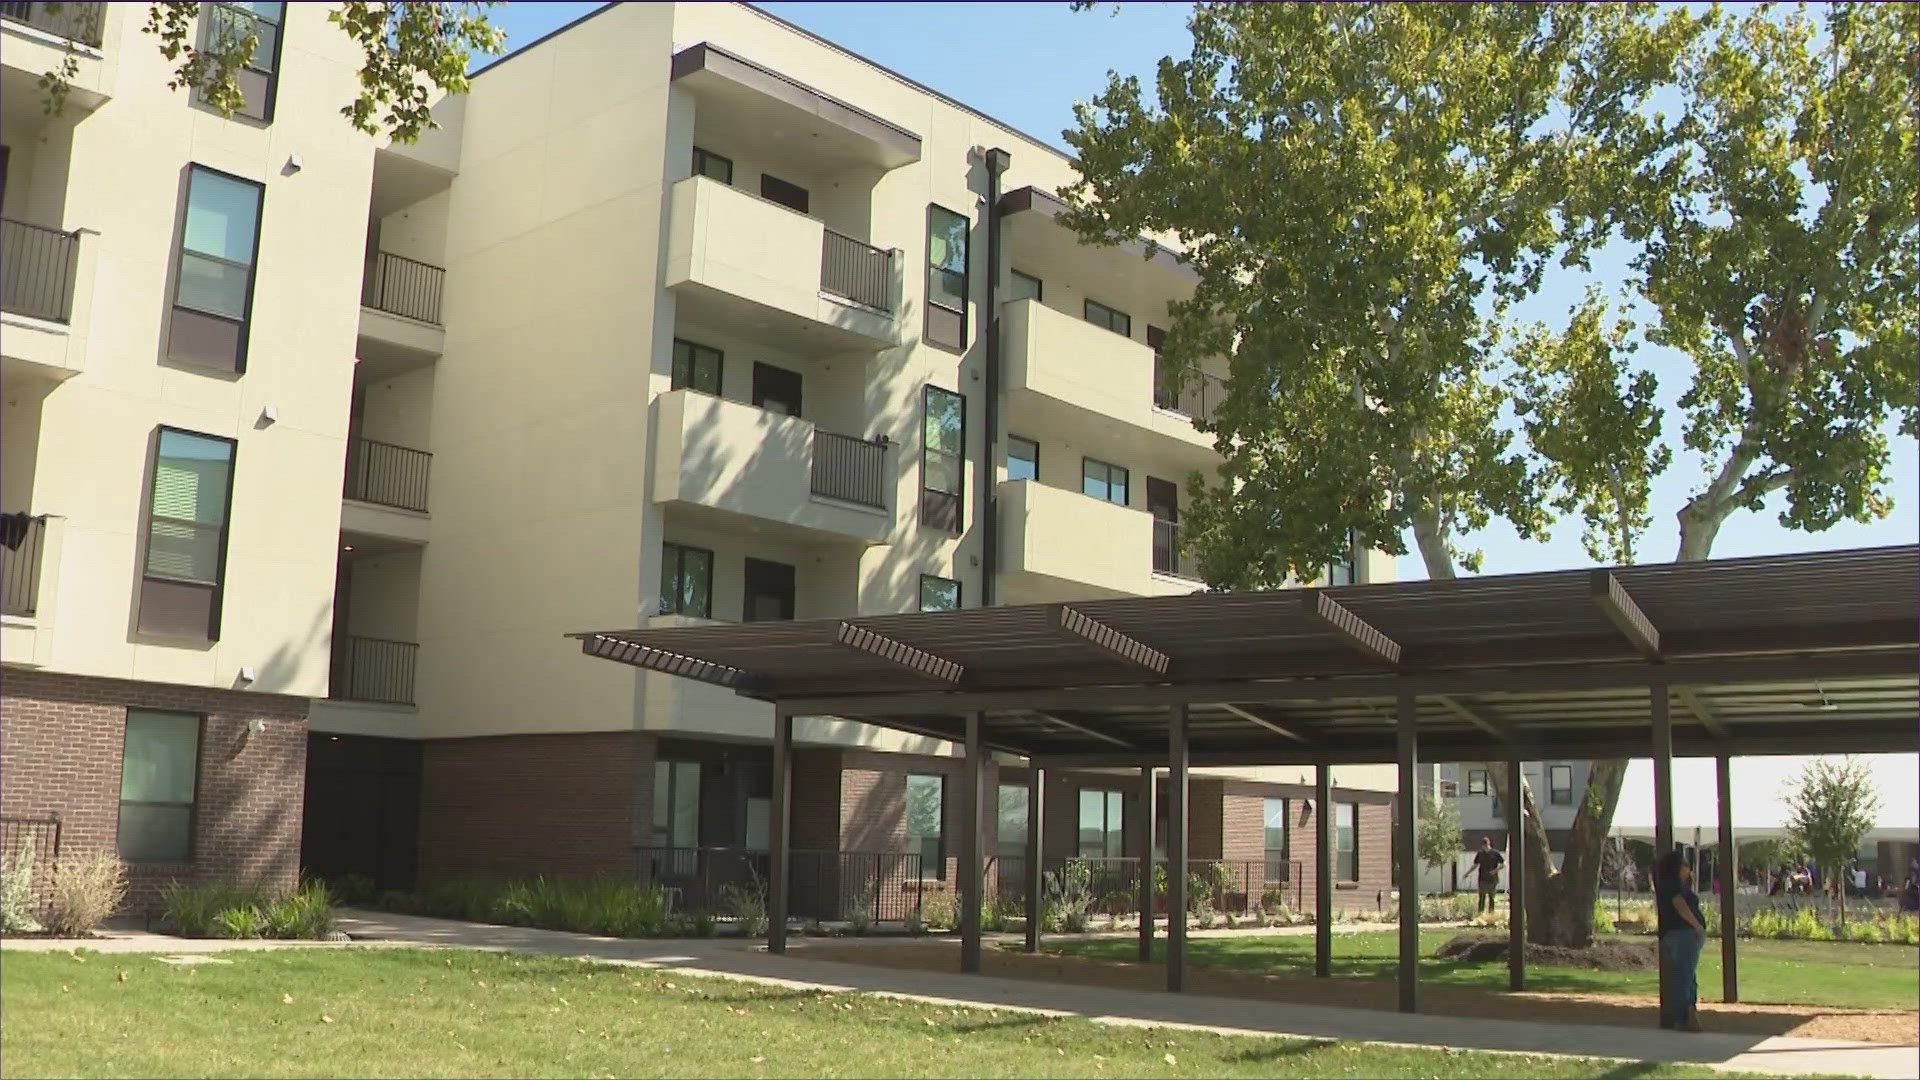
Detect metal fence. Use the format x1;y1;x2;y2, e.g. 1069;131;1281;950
361;251;445;325
0;2;105;46
820;229;892;313
1;514;46;617
810;430;888;509
635;846;930;923
0;813;62;919
343;437;431;513
1153;362;1229;424
0;218;80;323
331;636;418;706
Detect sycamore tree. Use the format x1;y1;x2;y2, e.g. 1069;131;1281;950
1062;2;1917;947
34;2;506;142
1784;757;1881;926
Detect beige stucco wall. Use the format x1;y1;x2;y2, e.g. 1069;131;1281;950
4;5;377;697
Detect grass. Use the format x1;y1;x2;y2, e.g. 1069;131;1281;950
1048;930;1919;1012
1;948;1785;1079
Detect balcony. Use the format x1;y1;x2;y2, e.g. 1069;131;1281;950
1;3;108;110
1001;298;1219;476
358;251;445;364
0;219;96;381
0;513;63;667
651;389;891;546
997;479;1205;604
663;176;899;355
340;437;430;545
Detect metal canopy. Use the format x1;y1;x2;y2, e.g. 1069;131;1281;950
570;545;1920;764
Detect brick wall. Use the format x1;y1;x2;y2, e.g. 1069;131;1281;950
416;731;645;882
1216;781;1394;913
0;670;308;915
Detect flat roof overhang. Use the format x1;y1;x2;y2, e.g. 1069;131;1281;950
997;185;1200;288
571;544;1920;766
672;42;923;171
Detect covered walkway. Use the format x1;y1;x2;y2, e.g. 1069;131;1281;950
571;545;1920;1020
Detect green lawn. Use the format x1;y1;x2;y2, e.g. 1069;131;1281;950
1047;931;1918;1011
2;948;1785;1079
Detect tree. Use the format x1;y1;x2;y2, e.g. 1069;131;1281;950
34;2;506;143
1062;2;1916;947
1784;757;1881;926
1416;793;1462;885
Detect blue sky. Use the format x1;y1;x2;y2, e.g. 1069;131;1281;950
482;2;1917;580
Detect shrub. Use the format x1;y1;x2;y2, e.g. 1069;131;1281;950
1;837;42;934
45;854;127;937
1260;886;1292;914
1886;913;1919;946
1193;903;1217;929
1592;899;1617;935
719;871;768;938
324;873;376;906
265;881;335;939
1843;918;1881;943
845;883;874;936
674;912;716;938
1042;860;1094;933
161;881;262;938
215;904;265;939
919;888;958;931
981;895;1014;933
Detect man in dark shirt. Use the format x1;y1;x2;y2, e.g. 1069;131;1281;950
1471;837;1505;916
1656;850;1708;1031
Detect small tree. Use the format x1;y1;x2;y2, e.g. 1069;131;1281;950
1416;794;1462;891
1784;758;1881;926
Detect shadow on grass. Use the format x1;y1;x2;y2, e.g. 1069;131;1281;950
1228;1038;1330;1064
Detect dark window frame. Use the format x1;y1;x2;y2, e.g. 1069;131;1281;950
920;385;964;532
1084;298;1132;338
199;2;287;124
671;338;724;395
1263;797;1290;860
742;556;797;623
907;772;947;880
1466;769;1488;796
924;204;969;351
1549;764;1574;806
1006;434;1039;482
1336;801;1360;882
137;426;239;640
759;173;810;214
919;574;961;613
117;709;203;865
1082;456;1129;506
691;146;734;184
1077;786;1126;860
659;541;715;619
1008;268;1043;302
651;759;702;850
169;163;266;373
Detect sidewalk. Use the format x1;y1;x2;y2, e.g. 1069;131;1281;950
8;910;1913;1080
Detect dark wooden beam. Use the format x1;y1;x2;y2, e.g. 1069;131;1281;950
1591;570;1661;659
1303;591;1402;666
1676;687;1730;738
1436;695;1515;741
1032;710;1137;750
578;634;747;688
1221;703;1315;745
1054;605;1170;675
835;622;964;683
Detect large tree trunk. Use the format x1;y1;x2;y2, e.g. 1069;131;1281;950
1485;758;1629;947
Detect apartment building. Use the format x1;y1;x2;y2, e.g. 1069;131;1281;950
1;1;1402;917
1435;760;1595;887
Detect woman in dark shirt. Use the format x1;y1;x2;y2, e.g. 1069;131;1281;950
1655;849;1708;1031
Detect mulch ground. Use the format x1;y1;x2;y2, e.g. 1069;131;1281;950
1435;933;1659;971
794;940;1918;1046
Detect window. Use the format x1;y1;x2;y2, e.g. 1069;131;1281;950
200;3;285;123
1008;269;1043;302
919;574;961;613
743;557;795;622
652;760;701;850
1328;528;1359;585
1549;764;1574;806
760;174;809;214
169;165;264;372
137;428;237;639
671;338;723;395
1078;787;1125;860
1466;769;1488;796
660;542;713;618
907;773;945;879
1337;802;1359;882
925;205;969;350
921;386;964;531
1149;325;1180;411
1264;798;1290;860
692;146;733;184
1007;435;1039;482
751;362;802;416
998;783;1028;848
1440;779;1459;799
118;710;200;864
1082;457;1129;506
1084;298;1131;338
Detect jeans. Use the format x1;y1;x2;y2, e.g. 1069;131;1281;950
1477;879;1498;914
1660;929;1704;1028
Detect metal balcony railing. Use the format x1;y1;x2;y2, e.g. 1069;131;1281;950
0;219;79;323
810;430;888;510
1152;517;1202;581
0;514;46;617
343;437;431;513
820;229;892;313
0;2;105;47
1153;359;1229;424
360;251;445;326
331;636;418;706
635;845;930;924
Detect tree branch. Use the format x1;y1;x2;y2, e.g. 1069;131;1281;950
1731;466;1794;508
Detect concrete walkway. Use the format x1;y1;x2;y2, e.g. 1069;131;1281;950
8;910;1913;1080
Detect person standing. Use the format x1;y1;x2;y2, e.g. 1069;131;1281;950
1657;849;1708;1032
1471;836;1505;916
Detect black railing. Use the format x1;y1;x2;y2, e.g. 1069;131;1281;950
635;846;929;924
0;813;62;920
331;636;417;706
0;219;80;323
1151;517;1202;581
820;229;892;313
1;514;46;618
810;430;888;510
343;437;431;513
361;251;445;326
1153;359;1229;424
0;2;105;46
